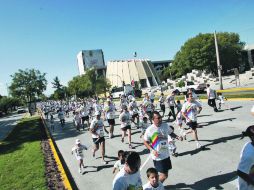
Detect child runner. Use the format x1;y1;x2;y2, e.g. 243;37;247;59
113;150;125;174
140;117;149;138
217;92;232;110
168;126;178;157
71;139;88;174
143;167;165;190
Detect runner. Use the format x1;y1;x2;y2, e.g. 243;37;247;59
74;111;82;131
58;108;65;127
71;139;88;174
112;151;142;190
90;111;107;164
237;125;254;190
119;105;133;149
129;98;139;128
104;99;116;138
181;92;203;149
158;93;166;117
206;84;218;112
81;103;90;130
166;91;176;121
143;111;182;183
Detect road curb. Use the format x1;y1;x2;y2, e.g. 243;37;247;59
39;112;73;190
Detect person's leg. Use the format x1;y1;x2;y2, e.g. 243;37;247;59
171;106;176;120
100;141;105;161
92;143;99;157
109;124;114;138
159;172;168;183
127;129;132;147
121;129;125;142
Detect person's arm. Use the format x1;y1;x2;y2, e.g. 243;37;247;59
198;106;202;114
170;132;183;141
237;169;254;186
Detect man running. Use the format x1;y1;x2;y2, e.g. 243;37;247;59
90;111;107;164
181;93;203;149
144;111;182;183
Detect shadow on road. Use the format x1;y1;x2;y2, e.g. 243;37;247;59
199;118;236;127
165;171;237;190
178;134;242;157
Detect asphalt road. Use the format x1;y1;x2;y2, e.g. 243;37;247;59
45;100;254;190
0;113;24;141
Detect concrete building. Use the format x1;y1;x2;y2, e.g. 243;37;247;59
106;59;161;88
77;49;106;77
243;44;254;69
151;60;173;74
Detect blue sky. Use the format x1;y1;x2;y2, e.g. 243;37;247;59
0;0;254;96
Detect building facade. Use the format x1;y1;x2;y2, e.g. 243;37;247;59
77;49;106;76
106;59;161;88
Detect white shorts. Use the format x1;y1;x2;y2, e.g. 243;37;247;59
76;155;84;161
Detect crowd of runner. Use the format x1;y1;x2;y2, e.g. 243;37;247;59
38;87;253;190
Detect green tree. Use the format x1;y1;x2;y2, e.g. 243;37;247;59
9;69;47;102
67;69;111;99
0;96;22;113
163;32;244;79
52;76;62;89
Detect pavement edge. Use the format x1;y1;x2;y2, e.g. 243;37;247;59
39;111;74;190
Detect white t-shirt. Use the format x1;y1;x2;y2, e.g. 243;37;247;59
119;111;131;128
207;87;216;99
114;160;125;171
72;144;87;160
237;142;254;190
112;167;143;190
104;105;115;119
74;114;82;124
144;123;173;161
58;111;65;119
143;181;164;190
166;95;175;106
90;118;104;138
158;96;165;105
181;101;202;122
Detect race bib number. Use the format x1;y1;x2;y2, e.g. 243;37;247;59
158;140;168;153
108;112;114;119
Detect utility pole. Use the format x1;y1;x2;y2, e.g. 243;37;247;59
214;31;223;90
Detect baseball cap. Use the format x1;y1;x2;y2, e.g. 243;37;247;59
76;139;81;145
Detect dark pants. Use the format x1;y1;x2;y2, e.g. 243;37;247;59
208;99;218;111
168;106;176;120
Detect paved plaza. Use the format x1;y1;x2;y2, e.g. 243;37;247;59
44;100;253;190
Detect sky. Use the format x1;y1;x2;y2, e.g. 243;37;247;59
0;0;254;96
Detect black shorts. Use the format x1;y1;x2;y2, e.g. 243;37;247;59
107;119;115;125
93;137;105;145
132;113;139;119
121;125;131;131
153;157;172;173
82;116;89;121
186;121;198;130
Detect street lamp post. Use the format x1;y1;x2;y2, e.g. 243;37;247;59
214;31;223;90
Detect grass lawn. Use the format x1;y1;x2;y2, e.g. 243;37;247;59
0;116;47;190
